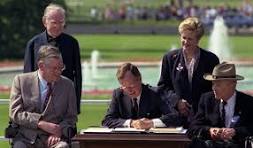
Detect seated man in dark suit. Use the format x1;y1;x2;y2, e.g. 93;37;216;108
102;63;182;129
9;45;77;148
187;62;253;148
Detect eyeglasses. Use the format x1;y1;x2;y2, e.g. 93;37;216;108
46;64;65;72
120;81;140;90
46;19;65;27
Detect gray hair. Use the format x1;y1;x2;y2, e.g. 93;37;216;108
37;45;62;64
43;3;65;18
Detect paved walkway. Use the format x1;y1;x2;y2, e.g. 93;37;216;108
65;24;253;35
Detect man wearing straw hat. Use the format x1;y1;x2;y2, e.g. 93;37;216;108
187;62;253;148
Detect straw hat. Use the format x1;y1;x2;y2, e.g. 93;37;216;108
203;62;244;81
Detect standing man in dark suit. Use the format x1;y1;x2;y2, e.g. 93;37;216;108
23;3;82;114
102;63;182;129
157;17;219;128
187;62;253;148
10;45;77;148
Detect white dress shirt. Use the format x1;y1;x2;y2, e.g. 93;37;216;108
38;71;53;111
220;92;236;127
123;95;166;128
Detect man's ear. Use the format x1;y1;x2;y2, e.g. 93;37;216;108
38;61;45;70
42;17;46;28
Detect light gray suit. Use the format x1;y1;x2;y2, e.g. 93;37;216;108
9;71;77;147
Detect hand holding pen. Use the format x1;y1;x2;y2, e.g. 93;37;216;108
131;118;153;130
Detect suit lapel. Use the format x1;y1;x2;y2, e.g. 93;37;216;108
175;50;191;98
234;92;242;116
43;77;62;112
213;99;223;126
30;72;41;113
122;93;133;117
192;49;202;80
138;85;149;118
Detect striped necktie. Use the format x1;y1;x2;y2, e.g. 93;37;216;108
43;83;52;110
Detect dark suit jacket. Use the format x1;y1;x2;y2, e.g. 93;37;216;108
102;84;182;128
187;91;253;144
157;48;219;116
23;31;82;113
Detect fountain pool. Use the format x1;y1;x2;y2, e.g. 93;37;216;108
1;64;253;92
82;64;253;91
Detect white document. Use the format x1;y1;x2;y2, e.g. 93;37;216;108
80;127;187;134
113;128;146;133
80;127;113;134
149;127;186;134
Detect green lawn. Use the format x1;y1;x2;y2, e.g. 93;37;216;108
75;34;253;61
0;104;108;147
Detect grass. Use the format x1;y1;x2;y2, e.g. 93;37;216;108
75;34;253;61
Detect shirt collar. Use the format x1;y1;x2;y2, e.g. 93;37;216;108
182;47;200;63
132;91;142;104
38;71;48;90
46;31;60;42
221;92;236;105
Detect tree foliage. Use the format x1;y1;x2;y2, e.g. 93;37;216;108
0;0;66;60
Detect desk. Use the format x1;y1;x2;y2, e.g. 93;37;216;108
72;133;190;148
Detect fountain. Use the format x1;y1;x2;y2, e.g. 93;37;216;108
83;61;96;87
91;50;100;79
207;16;253;91
208;16;231;61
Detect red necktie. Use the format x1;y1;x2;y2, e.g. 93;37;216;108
43;83;52;110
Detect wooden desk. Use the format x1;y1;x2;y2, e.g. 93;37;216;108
72;133;190;148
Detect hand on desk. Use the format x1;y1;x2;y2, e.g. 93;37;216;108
131;118;154;130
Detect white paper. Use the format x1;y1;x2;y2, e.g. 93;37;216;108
80;127;113;134
149;127;186;134
113;128;146;133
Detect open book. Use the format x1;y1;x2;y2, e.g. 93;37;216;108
80;127;186;134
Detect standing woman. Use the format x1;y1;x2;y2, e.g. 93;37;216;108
157;17;219;128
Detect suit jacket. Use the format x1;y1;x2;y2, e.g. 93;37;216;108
187;91;253;144
102;84;182;128
157;48;219;116
9;71;77;144
23;31;82;113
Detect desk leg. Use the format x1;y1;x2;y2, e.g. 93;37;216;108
71;141;80;148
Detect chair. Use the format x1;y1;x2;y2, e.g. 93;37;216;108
62;126;77;148
5;121;18;139
6;121;77;148
245;136;253;148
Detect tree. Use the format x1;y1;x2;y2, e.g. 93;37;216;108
0;0;66;59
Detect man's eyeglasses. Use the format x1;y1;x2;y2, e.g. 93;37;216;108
120;82;140;90
47;19;65;27
47;64;65;72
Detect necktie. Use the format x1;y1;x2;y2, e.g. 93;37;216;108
221;101;227;127
43;83;52;110
132;98;139;119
